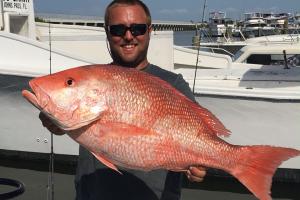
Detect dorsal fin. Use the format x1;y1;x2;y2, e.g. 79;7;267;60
136;70;231;137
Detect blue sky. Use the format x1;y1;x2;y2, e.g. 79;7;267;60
34;0;300;22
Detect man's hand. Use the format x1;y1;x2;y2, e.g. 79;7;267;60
39;112;65;135
186;166;206;182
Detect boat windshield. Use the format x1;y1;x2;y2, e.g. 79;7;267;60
232;49;244;61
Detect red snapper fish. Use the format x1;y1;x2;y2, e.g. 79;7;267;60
22;64;299;200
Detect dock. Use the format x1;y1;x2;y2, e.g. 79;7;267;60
0;157;299;200
36;13;198;31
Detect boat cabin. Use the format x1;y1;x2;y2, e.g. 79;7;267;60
233;44;300;66
0;0;36;39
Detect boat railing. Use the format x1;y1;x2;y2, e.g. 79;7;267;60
256;33;300;45
0;0;5;31
206;47;234;57
182;46;234;57
236;29;247;41
287;32;300;42
198;28;215;43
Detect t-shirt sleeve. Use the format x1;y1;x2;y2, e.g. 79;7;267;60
144;64;196;102
173;74;196;102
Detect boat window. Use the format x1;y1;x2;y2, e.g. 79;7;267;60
245;24;266;27
247;54;271;65
232;50;244;61
245;54;300;66
9;16;29;37
284;54;300;67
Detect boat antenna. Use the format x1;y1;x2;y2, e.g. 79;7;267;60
1;0;5;31
48;21;52;74
47;19;54;200
192;0;207;94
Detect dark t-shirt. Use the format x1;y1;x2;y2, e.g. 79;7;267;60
75;64;195;200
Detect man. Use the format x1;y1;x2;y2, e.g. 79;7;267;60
40;0;206;199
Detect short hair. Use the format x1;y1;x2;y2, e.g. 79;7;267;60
104;0;152;26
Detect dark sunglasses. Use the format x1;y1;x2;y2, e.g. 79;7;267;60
107;24;149;37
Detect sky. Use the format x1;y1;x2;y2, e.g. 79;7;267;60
34;0;300;22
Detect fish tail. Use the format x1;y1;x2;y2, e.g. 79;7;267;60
231;145;300;200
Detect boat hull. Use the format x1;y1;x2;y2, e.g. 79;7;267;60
195;95;300;170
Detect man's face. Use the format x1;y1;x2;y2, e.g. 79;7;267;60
106;4;152;69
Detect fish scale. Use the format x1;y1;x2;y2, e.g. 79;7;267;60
22;64;300;200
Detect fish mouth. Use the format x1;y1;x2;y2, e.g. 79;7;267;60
22;89;40;110
22;81;50;111
22;82;68;129
22;81;92;131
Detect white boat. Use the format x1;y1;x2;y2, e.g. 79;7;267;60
208;11;227;37
294;12;300;26
0;0;299;179
207;11;237;39
232;43;300;65
174;42;300;69
199;33;300;55
173;43;300;95
245;33;300;44
242;12;276;37
266;17;283;29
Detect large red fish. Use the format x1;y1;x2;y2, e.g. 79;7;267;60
22;64;299;200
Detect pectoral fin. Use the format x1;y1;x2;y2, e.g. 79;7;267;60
91;152;122;174
99;121;155;137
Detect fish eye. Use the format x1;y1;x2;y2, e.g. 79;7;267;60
66;78;75;87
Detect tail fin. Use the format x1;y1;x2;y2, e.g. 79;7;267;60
231;146;300;200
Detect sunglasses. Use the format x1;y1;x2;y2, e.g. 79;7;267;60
107;24;149;37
